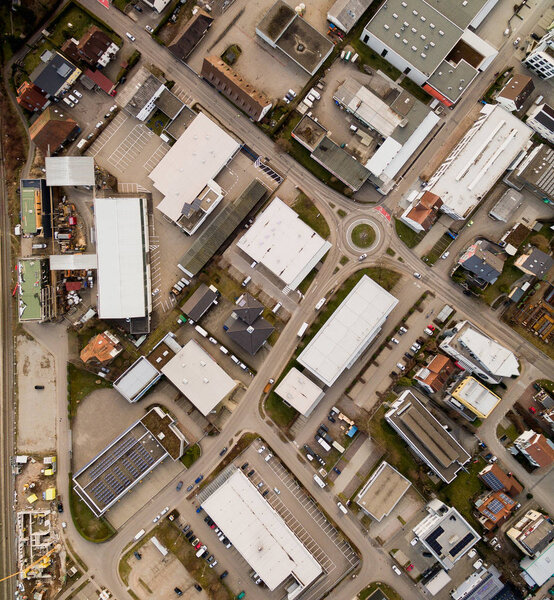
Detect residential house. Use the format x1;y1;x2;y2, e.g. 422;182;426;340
223;294;274;356
475;490;517;530
169;10;214;62
513;430;554;468
507;509;554;557
498;223;531;256
414;354;457;394
526;103;554;144
400;191;443;232
457;240;505;286
495;74;534;112
478;464;523;497
514;247;553;280
61;26;119;68
30;51;81;98
29;107;80;155
16;82;49;112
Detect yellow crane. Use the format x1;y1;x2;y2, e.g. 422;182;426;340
0;544;60;583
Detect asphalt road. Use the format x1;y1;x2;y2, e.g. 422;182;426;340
2;0;553;598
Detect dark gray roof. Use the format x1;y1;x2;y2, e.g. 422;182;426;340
460;254;502;283
31;52;79;97
520;248;553;278
534;104;554;134
178;180;268;277
125;74;164;118
311;137;370;191
181;283;217;321
234;293;263;325
225;312;274;355
168;10;214;61
155;88;184;120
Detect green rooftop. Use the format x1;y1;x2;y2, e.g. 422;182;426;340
20;179;43;235
18;259;45;321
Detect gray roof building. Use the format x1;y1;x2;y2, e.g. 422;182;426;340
488;189;523;222
31;51;81;98
458;241;505;284
224;294;274;355
505;144;554;201
181;283;218;322
515;248;553;279
327;0;372;33
311;137;370;191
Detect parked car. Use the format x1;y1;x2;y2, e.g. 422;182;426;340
399;326;408;334
72;89;83;98
328;415;336;422
126;32;136;42
152;515;160;523
175;588;183;597
257;446;266;454
57;502;63;513
424;327;434;335
392;565;402;575
241;462;249;470
176;481;183;491
134;551;142;560
396;363;406;372
194;584;202;592
219;447;228;456
247;470;254;477
413;272;421;279
273;487;281;495
441;251;449;259
220;571;228;579
186;484;194;492
145;25;154;33
391;337;399;344
161;506;169;515
194;475;204;484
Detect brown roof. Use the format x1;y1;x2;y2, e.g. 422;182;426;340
477;490;516;530
17;82;49;112
526;433;554;468
498;74;534;102
405;191;443;228
169;10;214;60
80;331;122;364
415;353;456;392
29;106;79;154
479;463;523;496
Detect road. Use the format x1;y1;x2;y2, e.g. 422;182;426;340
1;0;553;598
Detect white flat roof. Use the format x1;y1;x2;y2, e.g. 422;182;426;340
113;357;161;402
236;197;332;289
275;368;324;416
426;105;532;218
151;112;240;222
49;254;98;270
458;323;519;377
45;156;95;186
454;377;500;418
202;470;322;591
356;461;411;521
94;197;150;319
161;340;236;415
521;542;554;586
298;275;398;387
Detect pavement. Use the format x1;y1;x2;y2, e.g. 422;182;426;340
3;0;554;598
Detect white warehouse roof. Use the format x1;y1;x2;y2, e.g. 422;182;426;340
202;470;322;591
275;367;324;416
151;112;240;222
236;197;332;290
425;104;532;219
45;156;95;186
298;275;398;387
49;254;98;270
94;197;151;320
161;340;236;415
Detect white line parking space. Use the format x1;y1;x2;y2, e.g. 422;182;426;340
108;124;154;172
87;112;128;157
171;84;195;107
144;142;169;172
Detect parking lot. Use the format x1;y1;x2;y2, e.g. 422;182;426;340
183;439;359;600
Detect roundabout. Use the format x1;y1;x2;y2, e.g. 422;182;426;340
345;217;382;255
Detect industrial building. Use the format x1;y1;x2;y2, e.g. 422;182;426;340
413;499;480;570
520;542;554;587
256;1;334;75
439;320;519;384
94;197;151;332
298;275;398;387
488;189;523;222
450;377;501;419
333;78;440;193
385;391;470;483
20;179;51;237
507;509;554;557
275;368;325;417
161;340;237;415
422;104;532;220
327;0;372;33
356;461;411;521
201;469;322;596
17;258;52;323
113;356;163;403
450;565;508;600
360;0;498;106
181;283;219;322
45;156;95;187
505;143;554;202
72;407;187;516
151;112;240;234
237;198;332;290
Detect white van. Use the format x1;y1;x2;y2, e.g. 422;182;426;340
297;322;309;337
63;97;74;108
194;325;208;337
337;502;348;514
219;345;229;355
134;529;146;541
272;302;282;314
241;275;251;287
315;297;326;310
230;355;240;364
313;474;326;488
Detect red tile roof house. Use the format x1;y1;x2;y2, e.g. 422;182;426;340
17;82;49;112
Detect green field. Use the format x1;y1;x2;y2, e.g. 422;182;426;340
293;193;331;239
67;363;111;421
351;223;376;248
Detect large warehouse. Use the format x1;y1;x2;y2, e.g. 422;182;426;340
202;470;322;595
161;340;237;415
150;112;240;234
94;197;151;328
237;197;332;290
297;275;398;387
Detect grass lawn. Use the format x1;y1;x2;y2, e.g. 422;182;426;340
350;37;402;81
340;255;349;265
297;266;318;295
265;389;298;429
292;192;331;239
496;423;519;442
351;223;376;248
400;77;432;104
358;582;403;600
394;218;426;248
67;363;111;421
155;521;234;600
69;478;116;543
48;2;121;47
180;443;201;468
482;259;522;305
537;379;554;393
423;233;452;264
437;458;485;529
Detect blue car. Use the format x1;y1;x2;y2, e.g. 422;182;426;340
194;475;204;484
196;506;203;514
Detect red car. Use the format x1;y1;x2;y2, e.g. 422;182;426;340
427;324;436;331
406;564;414;571
195;542;202;549
529;406;537;414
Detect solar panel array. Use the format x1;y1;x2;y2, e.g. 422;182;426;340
450;532;475;557
425;526;444;555
481;471;504;491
